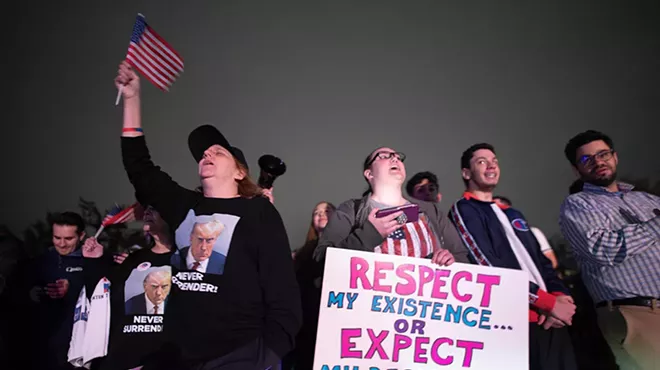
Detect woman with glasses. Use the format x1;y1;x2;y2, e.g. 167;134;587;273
82;201;175;370
313;147;468;266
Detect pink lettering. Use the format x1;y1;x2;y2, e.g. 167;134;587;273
395;264;416;296
418;266;434;296
457;340;484;367
340;328;362;358
392;334;412;362
451;271;473;303
431;269;450;300
476;274;501;308
349;257;372;290
414;336;430;363
430;337;454;366
365;329;389;360
373;261;394;293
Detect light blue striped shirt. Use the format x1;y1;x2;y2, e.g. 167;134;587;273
559;182;660;303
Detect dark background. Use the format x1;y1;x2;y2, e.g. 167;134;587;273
4;0;659;248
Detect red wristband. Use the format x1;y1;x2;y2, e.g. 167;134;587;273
122;127;143;133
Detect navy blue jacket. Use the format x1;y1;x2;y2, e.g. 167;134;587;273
29;247;85;364
449;193;569;319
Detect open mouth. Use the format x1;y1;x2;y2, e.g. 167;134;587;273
485;172;497;179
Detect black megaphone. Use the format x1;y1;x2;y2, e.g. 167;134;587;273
258;154;286;189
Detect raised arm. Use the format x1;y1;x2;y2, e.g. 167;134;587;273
81;237;114;295
116;61;194;227
559;196;660;267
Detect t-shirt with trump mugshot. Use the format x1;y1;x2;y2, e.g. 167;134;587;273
122;135;301;366
83;247;172;370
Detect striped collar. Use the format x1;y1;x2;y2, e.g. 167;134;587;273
582;181;634;196
462;191;509;210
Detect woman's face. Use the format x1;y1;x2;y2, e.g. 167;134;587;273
312;203;332;232
143;206;166;235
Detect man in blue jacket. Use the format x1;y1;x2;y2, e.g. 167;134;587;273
448;143;577;370
27;212;87;369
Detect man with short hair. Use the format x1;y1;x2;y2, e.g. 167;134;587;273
449;143;577;370
313;147;467;265
28;211;87;369
559;130;660;370
406;171;442;203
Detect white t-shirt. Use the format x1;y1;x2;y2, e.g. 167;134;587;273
531;227;552;253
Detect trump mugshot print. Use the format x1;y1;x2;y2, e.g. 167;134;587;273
171;210;240;275
124;265;172;315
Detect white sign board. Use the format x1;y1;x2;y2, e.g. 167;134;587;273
314;248;529;370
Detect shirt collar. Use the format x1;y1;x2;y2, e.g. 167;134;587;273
185;248;209;270
582;181;634;196
462;191;509;210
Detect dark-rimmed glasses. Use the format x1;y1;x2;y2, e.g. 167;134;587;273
366;151;406;168
578;149;615;168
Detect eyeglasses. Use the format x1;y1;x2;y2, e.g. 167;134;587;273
366;151;406;168
578;149;614;168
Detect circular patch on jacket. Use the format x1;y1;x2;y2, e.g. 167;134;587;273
137;261;151;271
511;218;529;231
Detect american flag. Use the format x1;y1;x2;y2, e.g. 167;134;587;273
125;13;184;91
101;203;137;227
374;216;437;258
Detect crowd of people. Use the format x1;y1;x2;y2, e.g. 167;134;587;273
1;61;658;370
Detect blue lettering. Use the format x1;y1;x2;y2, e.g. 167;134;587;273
463;306;479;327
383;296;397;313
327;291;344;308
371;295;383;312
419;300;432;318
445;304;462;323
345;293;359;310
431;302;444;320
479;309;492;329
403;298;417;317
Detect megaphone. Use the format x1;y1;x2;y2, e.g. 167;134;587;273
258;154;286;189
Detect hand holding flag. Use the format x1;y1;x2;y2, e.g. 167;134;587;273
94;203;138;238
115;13;184;105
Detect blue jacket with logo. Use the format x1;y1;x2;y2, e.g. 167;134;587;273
449;193;569;321
29;246;85;364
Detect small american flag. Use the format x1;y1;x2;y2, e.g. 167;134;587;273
101;203;137;227
125;13;184;91
374;216;438;258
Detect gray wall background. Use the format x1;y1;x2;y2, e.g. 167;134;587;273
4;1;659;248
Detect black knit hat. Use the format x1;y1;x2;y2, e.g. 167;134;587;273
188;124;248;170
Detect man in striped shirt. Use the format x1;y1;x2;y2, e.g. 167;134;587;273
559;130;660;370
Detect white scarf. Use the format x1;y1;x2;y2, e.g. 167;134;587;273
490;204;547;291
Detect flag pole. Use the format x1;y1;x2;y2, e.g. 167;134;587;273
115;86;123;106
94;225;105;239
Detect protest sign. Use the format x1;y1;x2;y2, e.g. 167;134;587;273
314;248;528;370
